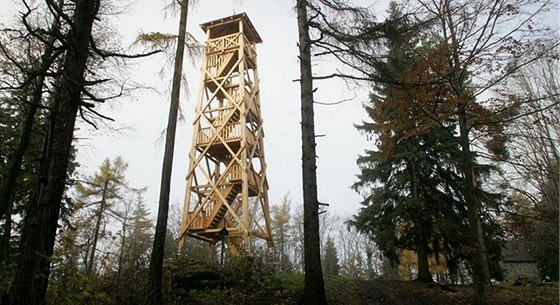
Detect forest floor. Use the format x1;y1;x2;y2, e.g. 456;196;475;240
346;280;559;305
173;271;559;305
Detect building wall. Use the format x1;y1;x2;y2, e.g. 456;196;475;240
501;262;541;284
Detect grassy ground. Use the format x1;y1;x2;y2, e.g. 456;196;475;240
174;271;559;305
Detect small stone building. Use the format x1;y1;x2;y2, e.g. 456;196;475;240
501;240;541;284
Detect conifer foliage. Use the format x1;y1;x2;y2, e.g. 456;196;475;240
352;4;472;283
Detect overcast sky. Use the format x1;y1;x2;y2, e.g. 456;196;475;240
3;0;390;219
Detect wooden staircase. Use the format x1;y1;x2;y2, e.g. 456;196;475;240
208;183;241;229
216;51;238;78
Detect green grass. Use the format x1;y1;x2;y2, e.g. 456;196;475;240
266;274;367;305
324;276;366;305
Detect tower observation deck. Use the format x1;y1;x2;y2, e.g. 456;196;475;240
178;13;272;255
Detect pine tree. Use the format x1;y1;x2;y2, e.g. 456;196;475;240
322;237;340;276
271;194;292;271
352;4;465;283
75;156;128;275
354;2;510;284
126;192;153;270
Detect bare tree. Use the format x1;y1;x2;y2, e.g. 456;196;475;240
8;1;102;304
289;204;305;272
503;54;559;208
5;1;157;303
0;0;64;265
146;0;190;304
501;53;559;280
296;0;328;303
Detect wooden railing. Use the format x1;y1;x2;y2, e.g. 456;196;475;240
197;122;255;146
207;33;241;53
243;36;256;59
187;184;234;229
187;167;262;231
226;163;261;190
186;209;207;230
205;33;256;76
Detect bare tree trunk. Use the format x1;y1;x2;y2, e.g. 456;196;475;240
296;1;327;304
86;183;109;276
442;0;491;299
416;240;432;282
146;0;189;304
408;157;432;283
458;105;490;305
8;1;99;304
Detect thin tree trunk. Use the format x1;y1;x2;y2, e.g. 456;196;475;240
8;1;99;304
0;101;38;262
416;240;431;282
86;183;108;276
408;157;432;283
116;219;127;305
1;205;11;265
443;0;491;298
146;1;189;304
458;105;489;305
118;219;128;275
296;1;327;304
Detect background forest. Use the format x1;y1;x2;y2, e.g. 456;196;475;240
0;0;558;305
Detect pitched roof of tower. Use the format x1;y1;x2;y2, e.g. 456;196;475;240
200;12;262;44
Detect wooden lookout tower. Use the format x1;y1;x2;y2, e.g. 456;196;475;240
178;13;272;255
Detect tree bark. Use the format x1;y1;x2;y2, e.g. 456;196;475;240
8;1;99;304
408;157;432;283
416;239;432;282
145;1;189;304
296;1;328;304
442;0;491;299
458;105;490;305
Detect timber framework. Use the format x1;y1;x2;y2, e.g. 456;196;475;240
178;13;273;255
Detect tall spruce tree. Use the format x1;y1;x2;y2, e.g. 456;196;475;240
352;3;471;283
307;0;555;299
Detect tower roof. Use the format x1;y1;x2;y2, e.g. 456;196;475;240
200;13;262;44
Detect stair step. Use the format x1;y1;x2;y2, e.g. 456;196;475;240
217;52;238;77
208;184;241;228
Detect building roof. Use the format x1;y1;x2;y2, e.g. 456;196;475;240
502;240;536;263
200;13;262;44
